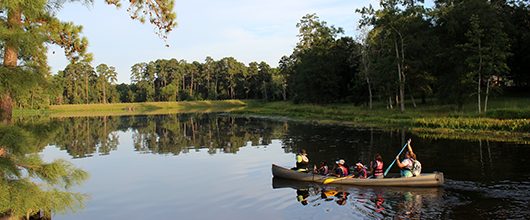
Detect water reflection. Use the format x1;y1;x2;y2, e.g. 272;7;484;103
42;114;287;157
272;177;444;219
9;113;530;219
128;114;282;155
0;123;88;219
22;114;530;182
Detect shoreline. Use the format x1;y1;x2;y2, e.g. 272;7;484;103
13;99;530;143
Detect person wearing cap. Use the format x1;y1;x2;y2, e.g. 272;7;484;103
396;139;416;177
295;149;310;172
333;159;349;177
353;162;368;179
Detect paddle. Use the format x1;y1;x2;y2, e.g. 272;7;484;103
323;175;353;184
383;139;410;177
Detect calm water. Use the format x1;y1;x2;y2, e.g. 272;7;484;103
12;114;530;219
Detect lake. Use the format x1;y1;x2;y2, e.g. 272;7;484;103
6;113;530;219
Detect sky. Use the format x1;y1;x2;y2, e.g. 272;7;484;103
47;0;376;84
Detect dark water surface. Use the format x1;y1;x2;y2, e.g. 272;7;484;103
26;114;530;219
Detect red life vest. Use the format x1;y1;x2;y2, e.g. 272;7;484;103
339;165;348;176
374;160;383;176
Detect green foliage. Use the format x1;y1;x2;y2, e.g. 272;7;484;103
485;109;530;119
106;0;177;39
0;123;88;218
4;0;529;124
124;57;284;102
237;98;530;134
1;0;178;119
414;117;529;132
286;14;361;103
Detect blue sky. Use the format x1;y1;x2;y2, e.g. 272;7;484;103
47;0;376;83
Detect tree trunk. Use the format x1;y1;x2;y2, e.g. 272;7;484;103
182;75;186;95
207;72;210;99
85;74;89;104
366;77;372;109
410;93;417;108
0;95;13;123
215;79;219;99
484;77;490;113
1;7;21;122
477;73;482;114
361;43;373;110
3;8;21;67
394;39;405;112
388;96;393;109
103;82;107;104
190;73;194;97
175;81;179;101
477;39;483;114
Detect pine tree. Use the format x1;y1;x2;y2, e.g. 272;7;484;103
0;124;89;219
0;0;177;121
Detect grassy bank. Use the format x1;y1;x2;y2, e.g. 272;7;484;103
236;99;529;129
13;98;530;143
14;100;247;118
233;98;530;143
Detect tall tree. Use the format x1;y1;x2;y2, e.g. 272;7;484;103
0;0;177;120
461;14;510;113
434;0;510;110
96;64;118;104
286;14;360;103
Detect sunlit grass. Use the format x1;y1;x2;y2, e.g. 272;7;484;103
14;100;247;118
236;98;530;133
13;98;530;143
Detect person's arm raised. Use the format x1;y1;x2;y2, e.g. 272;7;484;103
407;139;414;155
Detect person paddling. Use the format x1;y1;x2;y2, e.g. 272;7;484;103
314;161;329;175
353;162;368;179
334;159;349;177
396;139;416;177
370;153;384;179
295;149;310;172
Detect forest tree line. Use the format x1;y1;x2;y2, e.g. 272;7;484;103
3;0;529;114
34;57;285;106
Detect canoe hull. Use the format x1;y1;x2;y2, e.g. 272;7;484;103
272;164;444;187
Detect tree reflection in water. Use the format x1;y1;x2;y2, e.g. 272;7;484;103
0;123;88;219
41;114;286;158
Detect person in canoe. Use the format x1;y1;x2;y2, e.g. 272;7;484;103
333;159;349;177
314;160;329;175
295;149;310;172
396;139;421;177
296;189;309;206
369;153;384;179
335;191;350;206
352;162;368;178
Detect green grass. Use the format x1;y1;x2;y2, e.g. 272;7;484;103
12;97;530;143
13;100;247;118
234;98;530;134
